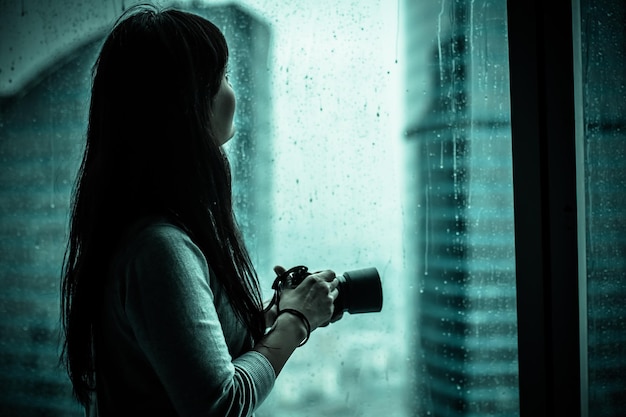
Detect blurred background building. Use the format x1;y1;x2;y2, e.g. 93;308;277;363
578;0;626;414
404;1;518;416
0;31;95;417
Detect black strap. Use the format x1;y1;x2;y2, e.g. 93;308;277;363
277;308;311;346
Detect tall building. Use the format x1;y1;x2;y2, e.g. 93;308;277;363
0;4;272;416
404;1;519;416
579;1;626;414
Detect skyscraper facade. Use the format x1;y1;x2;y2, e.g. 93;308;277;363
579;0;626;414
404;1;519;416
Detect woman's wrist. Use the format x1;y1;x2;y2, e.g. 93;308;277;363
277;309;310;346
254;310;309;376
274;311;308;340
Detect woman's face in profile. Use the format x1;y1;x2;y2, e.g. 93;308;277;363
212;76;236;146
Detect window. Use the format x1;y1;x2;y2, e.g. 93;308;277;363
508;0;626;416
405;1;518;416
577;0;626;414
0;40;95;416
0;1;624;417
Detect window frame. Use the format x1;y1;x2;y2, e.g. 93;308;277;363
507;0;584;416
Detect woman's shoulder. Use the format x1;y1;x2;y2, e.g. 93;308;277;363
135;217;188;240
114;216;203;267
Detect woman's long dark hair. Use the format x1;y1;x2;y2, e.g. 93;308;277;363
60;5;266;407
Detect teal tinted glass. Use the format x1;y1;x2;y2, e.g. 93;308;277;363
578;1;626;415
404;2;518;416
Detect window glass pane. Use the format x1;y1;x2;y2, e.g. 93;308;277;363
405;1;518;416
0;1;518;416
222;2;406;415
0;43;95;416
579;1;626;415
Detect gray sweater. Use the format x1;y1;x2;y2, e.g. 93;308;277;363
94;219;275;416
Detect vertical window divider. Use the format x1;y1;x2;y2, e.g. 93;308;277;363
507;1;582;416
571;1;588;416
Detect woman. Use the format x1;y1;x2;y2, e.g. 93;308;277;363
60;5;338;416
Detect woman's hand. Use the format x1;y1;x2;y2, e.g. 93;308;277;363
253;265;339;376
274;266;339;331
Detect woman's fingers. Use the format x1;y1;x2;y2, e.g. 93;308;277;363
300;271;338;305
273;265;286;276
317;269;336;281
303;270;335;288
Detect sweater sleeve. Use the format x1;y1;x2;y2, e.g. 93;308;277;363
120;223;275;417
